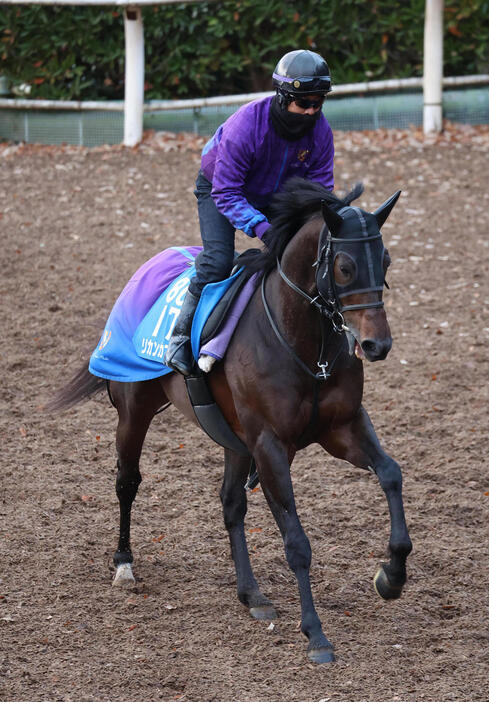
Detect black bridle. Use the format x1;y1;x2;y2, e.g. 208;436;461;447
314;215;386;314
261;216;387;381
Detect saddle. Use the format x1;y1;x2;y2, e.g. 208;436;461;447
199;268;250;346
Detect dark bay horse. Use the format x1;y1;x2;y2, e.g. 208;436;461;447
51;179;412;664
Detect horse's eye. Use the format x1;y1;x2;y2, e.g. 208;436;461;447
334;253;356;286
384;248;391;270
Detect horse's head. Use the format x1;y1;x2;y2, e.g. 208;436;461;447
317;191;400;362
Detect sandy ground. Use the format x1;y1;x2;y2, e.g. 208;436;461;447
1;124;488;702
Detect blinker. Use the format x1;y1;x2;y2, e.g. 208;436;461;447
315;206;387;315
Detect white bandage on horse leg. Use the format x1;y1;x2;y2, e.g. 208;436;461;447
112;563;136;588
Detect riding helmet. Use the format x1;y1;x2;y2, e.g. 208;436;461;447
272;50;332;100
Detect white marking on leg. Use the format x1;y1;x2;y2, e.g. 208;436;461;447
112;563;135;588
198;354;216;373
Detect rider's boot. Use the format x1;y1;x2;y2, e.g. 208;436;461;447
165;290;200;376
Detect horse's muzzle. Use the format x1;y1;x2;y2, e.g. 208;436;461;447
360;337;392;362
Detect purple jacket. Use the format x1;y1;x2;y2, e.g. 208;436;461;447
200;96;334;238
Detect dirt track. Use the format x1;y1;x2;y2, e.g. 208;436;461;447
1;125;488;701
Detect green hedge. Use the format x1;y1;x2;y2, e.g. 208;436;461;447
1;0;488;100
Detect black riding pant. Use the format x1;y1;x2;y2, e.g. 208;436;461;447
189;171;236;297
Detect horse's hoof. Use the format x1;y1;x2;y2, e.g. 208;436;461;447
250;604;278;621
307;646;335;664
113;563;136;588
373;566;403;600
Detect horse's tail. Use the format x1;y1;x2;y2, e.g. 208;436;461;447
45;361;106;412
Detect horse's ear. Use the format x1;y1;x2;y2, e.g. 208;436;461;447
374;190;401;229
321;200;343;234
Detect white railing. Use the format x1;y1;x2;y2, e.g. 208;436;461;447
1;75;488;113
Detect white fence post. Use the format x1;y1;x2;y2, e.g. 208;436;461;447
423;0;444;134
124;5;144;146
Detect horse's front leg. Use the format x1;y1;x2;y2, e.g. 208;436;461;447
253;433;335;663
220;449;277;620
320;406;413;599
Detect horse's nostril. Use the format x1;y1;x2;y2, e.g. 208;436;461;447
361;339;378;354
361;338;392;360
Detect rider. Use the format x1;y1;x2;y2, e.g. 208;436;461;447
165;49;335;376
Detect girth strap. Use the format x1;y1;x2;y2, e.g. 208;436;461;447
185;372;250;456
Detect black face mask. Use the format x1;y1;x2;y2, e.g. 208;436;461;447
270;95;322;141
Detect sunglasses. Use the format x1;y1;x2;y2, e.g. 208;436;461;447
293;96;325;110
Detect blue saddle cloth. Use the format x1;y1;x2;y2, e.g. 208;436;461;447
89;246;244;383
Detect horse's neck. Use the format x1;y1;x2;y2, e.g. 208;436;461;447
280;219;320;301
269;220;324;343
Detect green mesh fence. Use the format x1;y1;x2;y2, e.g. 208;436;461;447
0;108;124;147
1;87;488;147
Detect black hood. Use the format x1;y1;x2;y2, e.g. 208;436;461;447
269;95;322;141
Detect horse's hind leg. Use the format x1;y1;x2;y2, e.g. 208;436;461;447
220;449;277;620
110;380;167;588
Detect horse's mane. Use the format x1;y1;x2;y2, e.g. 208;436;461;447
236;178;363;275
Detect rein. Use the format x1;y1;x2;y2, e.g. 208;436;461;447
276;257;348;334
261;272;344;381
262;219;386;383
261;222;349;384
